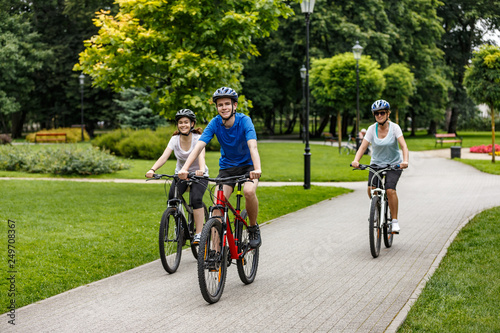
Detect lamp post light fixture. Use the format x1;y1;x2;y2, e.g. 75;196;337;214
301;0;315;189
79;73;85;142
352;41;363;149
300;65;307;142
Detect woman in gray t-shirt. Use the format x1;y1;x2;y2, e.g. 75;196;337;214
351;100;409;233
146;109;209;243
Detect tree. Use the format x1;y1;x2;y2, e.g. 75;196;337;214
0;10;51;136
75;0;294;121
310;52;385;147
463;44;500;163
438;0;500;133
115;88;166;130
382;63;415;125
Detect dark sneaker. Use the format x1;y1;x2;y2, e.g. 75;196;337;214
248;224;262;248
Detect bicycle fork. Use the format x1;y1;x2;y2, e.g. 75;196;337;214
371;189;386;228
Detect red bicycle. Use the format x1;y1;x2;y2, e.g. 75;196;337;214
193;174;259;304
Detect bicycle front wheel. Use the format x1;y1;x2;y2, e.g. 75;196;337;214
159;208;183;274
383;200;394;248
198;217;227;304
369;196;382;258
236;209;259;284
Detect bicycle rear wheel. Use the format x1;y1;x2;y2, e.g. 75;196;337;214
369;196;382;258
383;200;394;248
159;208;183;274
197;217;227;304
189;203;209;259
236;209;259;284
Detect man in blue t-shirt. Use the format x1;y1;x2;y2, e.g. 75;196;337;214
178;87;262;248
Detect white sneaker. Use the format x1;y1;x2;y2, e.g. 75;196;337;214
192;233;201;244
391;221;400;234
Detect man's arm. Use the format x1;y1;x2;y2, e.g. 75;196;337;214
178;140;207;179
248;139;261;179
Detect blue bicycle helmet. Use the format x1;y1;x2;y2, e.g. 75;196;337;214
212;87;238;103
371;99;390;113
175;109;196;123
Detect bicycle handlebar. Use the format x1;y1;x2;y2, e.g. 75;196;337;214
191;173;252;185
350;163;402;171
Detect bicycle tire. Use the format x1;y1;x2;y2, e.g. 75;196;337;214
383;199;394;248
189;203;209;259
159;208;183;274
236;209;259;284
369;196;382;258
197;217;227;304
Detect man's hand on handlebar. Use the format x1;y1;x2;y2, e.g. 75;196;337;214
249;169;262;180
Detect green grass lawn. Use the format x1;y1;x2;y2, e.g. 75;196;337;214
0;179;350;313
399;206;500;332
404;130;497;151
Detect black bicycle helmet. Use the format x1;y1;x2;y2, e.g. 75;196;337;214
371;99;390;113
175;109;196;123
212;87;238;103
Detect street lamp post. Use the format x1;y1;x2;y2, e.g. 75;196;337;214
301;0;315;190
79;73;85;142
300;65;306;143
352;41;363;149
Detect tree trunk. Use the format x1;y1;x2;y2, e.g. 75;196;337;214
410;111;416;137
395;107;399;124
329;114;336;136
491;103;495;163
11;111;27;139
315;115;329;137
428;120;437;135
448;105;459;134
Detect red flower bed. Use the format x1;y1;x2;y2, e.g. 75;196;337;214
470;144;500;153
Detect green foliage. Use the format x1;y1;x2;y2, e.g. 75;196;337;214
0;145;129;175
115;88;167;130
463;44;500;108
91;128;135;155
382;63;415;121
75;0;294;120
0;10;51;129
310;53;384;118
116;128;168;160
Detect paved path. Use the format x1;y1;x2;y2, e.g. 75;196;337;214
3;151;500;332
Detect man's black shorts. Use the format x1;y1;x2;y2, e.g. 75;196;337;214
218;165;254;189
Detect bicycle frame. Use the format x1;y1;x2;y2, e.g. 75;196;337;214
369;170;388;228
210;181;249;261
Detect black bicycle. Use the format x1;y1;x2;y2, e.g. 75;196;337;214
148;174;208;273
352;164;401;258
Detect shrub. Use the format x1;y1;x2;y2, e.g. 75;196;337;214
25;128;90;143
0;145;129;175
92;125;220;159
116;129;168;159
91;128;135;155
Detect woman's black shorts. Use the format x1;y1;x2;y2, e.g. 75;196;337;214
168;177;208;209
367;168;402;190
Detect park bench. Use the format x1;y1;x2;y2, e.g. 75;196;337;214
434;133;462;148
35;133;67;143
322;132;338;145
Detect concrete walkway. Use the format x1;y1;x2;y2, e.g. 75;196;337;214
3;151;500;332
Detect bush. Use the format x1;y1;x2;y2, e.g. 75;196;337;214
0;145;129;175
25;127;91;143
91;128;135;155
92;125;220;159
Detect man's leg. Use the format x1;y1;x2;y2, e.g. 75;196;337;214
243;178;259;226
